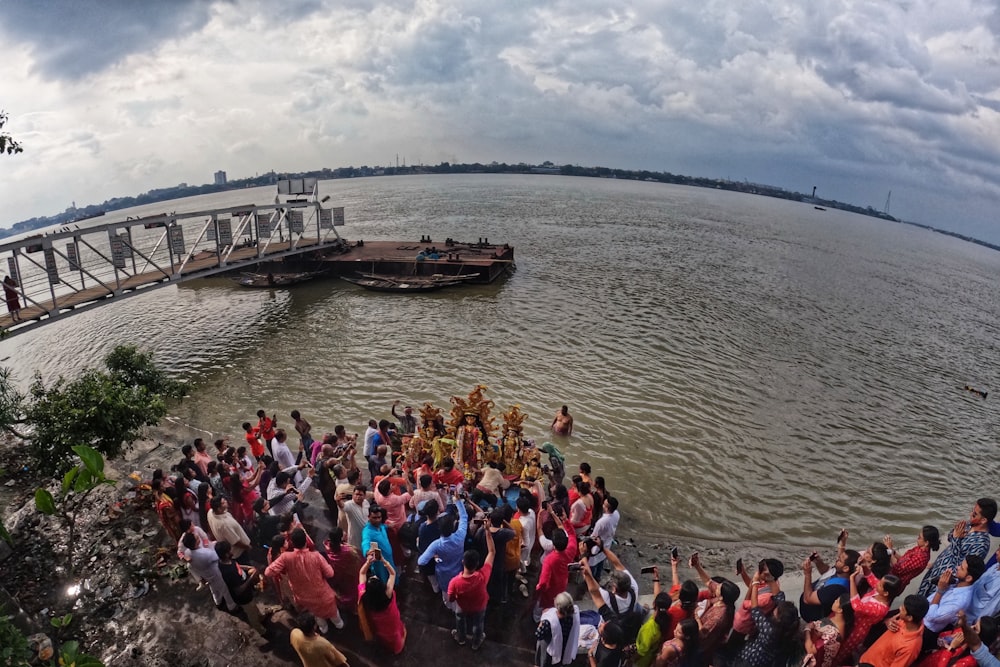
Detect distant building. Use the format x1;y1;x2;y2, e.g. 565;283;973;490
214;170;227;185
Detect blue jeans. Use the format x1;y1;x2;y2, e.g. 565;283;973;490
456;609;485;642
590;558;606;583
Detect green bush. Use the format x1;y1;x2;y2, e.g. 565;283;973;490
0;611;31;667
24;345;181;475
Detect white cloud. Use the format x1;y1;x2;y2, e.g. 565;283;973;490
0;0;999;239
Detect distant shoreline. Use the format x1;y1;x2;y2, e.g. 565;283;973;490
0;163;898;236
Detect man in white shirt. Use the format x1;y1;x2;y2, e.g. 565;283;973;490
588;496;620;581
183;532;236;611
363;419;379;482
267;469;314;516
206;496;252;564
271;430;300;482
339;484;371;552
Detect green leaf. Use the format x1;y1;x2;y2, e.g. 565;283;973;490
62;467;79;495
73;468;95;492
72;445;104;476
34;488;56;515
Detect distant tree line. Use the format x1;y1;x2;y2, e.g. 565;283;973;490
3;160;904;240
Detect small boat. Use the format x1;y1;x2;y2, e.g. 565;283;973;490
342;275;464;293
359;271;480;283
234;271;322;287
814;206;827;211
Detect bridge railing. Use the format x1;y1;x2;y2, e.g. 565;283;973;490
0;199;345;332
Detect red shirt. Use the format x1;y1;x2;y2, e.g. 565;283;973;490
434;468;465;488
258;416;275;443
246;430;264;459
448;561;493;613
891;546;931;588
535;519;578;609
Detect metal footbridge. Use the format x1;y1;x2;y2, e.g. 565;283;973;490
0;179;346;338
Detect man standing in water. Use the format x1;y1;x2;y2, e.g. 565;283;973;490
392;400;417;435
551;405;573;436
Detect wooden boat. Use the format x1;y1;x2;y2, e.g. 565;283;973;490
814;206;827;211
234;271;322;287
358;271;481;283
341;275;465;292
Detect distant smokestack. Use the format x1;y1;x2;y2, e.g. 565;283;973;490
812;186;817;198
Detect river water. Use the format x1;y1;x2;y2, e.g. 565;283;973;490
4;174;999;552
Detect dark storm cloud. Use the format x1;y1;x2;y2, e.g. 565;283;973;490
0;0;219;80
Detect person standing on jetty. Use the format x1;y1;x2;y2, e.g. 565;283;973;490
550;405;573;436
917;499;996;598
3;275;20;321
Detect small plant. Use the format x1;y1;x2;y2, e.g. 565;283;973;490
35;446;115;576
49;613;72;639
54;641;103;667
0;611;31;667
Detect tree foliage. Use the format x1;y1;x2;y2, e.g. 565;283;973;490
24;345;180;475
0;111;22;156
103;345;184;399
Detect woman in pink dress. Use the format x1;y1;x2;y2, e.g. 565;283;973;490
358;551;405;654
265;528;344;634
324;527;362;609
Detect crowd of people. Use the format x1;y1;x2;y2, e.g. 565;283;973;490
145;404;1000;667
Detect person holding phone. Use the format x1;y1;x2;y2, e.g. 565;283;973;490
534;503;578;622
733;558;785;637
359;549;406;654
418;491;470;610
361;505;394;583
687;552;741;663
801;529;861;623
448;523;495;650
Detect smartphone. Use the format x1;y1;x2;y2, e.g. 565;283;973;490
671;547;679;560
758;559;767;575
568;562;583;572
369;541;380;555
736;558;743;574
809;552;819;561
837;529;848;543
640;565;657;575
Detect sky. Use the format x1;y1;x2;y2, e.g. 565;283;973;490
2;0;1000;240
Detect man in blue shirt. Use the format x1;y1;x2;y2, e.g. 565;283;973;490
968;547;1000;622
924;555;986;633
418;492;468;611
361;505;394;582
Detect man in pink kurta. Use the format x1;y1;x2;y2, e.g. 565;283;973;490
265;528;344;633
